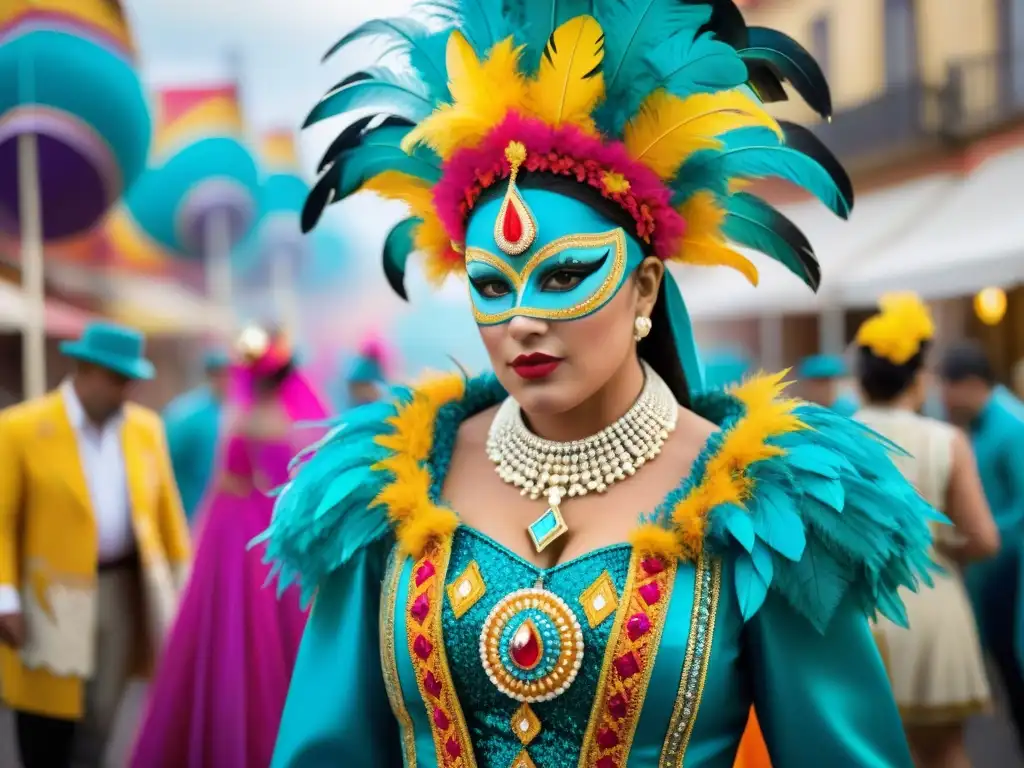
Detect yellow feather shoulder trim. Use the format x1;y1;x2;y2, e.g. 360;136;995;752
372;373;467;557
632;371;807;561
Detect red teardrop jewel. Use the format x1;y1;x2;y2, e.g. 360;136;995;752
509;620;543;670
502;199;523;243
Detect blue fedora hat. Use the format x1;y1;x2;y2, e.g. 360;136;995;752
59;321;155;380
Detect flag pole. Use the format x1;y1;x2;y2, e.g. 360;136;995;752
17;43;46;399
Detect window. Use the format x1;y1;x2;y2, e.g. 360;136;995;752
1002;0;1024;105
810;13;831;80
884;0;919;86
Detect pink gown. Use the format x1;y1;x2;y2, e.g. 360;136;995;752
131;432;309;767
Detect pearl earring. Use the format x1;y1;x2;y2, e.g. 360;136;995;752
633;315;652;341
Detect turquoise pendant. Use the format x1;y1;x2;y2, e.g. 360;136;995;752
527;504;569;553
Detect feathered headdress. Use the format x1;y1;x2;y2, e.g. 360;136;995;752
856;293;935;365
302;0;850;301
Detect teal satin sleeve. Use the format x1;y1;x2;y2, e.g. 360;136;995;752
746;591;913;768
272;538;402;768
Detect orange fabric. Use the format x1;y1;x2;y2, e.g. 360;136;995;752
733;709;772;768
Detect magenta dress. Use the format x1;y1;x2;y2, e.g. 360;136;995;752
131;433;309;768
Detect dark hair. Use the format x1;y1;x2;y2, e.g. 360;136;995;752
473;172;690;406
254;360;294;395
939;342;996;386
857;343;928;403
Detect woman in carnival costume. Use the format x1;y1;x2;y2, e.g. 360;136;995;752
262;1;939;765
132;326;328;767
855;295;999;768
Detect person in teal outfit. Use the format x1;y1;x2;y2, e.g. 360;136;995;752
260;2;938;765
163;349;229;523
798;353;859;416
702;349;750;390
334;338;389;412
940;342;1024;748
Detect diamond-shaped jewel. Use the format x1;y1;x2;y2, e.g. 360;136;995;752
513;749;538;768
446;560;486;620
527;505;568;553
510;702;541;745
579;571;618;628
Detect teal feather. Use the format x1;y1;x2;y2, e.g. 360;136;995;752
740;26;832;119
322;18;451;101
734;554;770;620
421;0;512;55
722;192;820;290
644;30;747;99
721;503;755;552
593;0;712;132
382;218;420;300
702;125;851;217
302;124;441;232
698;391;940;634
303;69;434;128
254;391;415;604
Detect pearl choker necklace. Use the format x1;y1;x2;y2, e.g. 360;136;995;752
486;361;678;553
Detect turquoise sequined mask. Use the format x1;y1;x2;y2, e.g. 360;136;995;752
464;188;647;325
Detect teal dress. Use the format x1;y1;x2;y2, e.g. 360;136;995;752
965;387;1024;668
262;373;937;767
163;386;222;522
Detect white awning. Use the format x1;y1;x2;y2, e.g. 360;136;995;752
0;280;96;337
681;173;958;321
841;147;1024;306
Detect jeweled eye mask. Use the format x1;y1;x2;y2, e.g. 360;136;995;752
464;187;646;325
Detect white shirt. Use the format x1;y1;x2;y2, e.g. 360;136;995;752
0;382;134;615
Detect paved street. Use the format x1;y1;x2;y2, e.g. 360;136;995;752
1;679;1021;767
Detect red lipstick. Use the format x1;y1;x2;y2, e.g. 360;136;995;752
511;352;563;380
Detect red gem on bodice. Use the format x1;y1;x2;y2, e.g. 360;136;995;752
614;651;641;678
502;200;523;243
413;635;433;660
424;671;442;698
597;727;619;748
509;620;542;670
433;707;450;730
626;612;651;640
410;594;430;623
445;737;461;758
641;557;664;575
639;582;661;605
596;758;617;768
415;561;435;586
608;693;628;719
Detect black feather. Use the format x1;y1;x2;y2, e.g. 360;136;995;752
316;114;414;173
779;121;854;215
725;192;822;291
741;27;833;118
382;218;419;300
316;114;377;173
301;166;342;233
695;0;749;49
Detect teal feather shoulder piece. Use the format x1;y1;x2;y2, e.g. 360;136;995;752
255;394;408;604
257;373;505;604
638;372;942;633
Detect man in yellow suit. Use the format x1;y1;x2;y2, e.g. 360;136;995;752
0;321;191;768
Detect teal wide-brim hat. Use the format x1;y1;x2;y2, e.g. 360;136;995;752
798;354;847;380
59;321;155;380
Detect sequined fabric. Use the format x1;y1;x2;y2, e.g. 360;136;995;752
441;527;633;766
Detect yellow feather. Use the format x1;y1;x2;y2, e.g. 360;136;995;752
401;33;528;159
527;15;605;132
673;191;758;285
360;170;433;211
624;90;782;180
